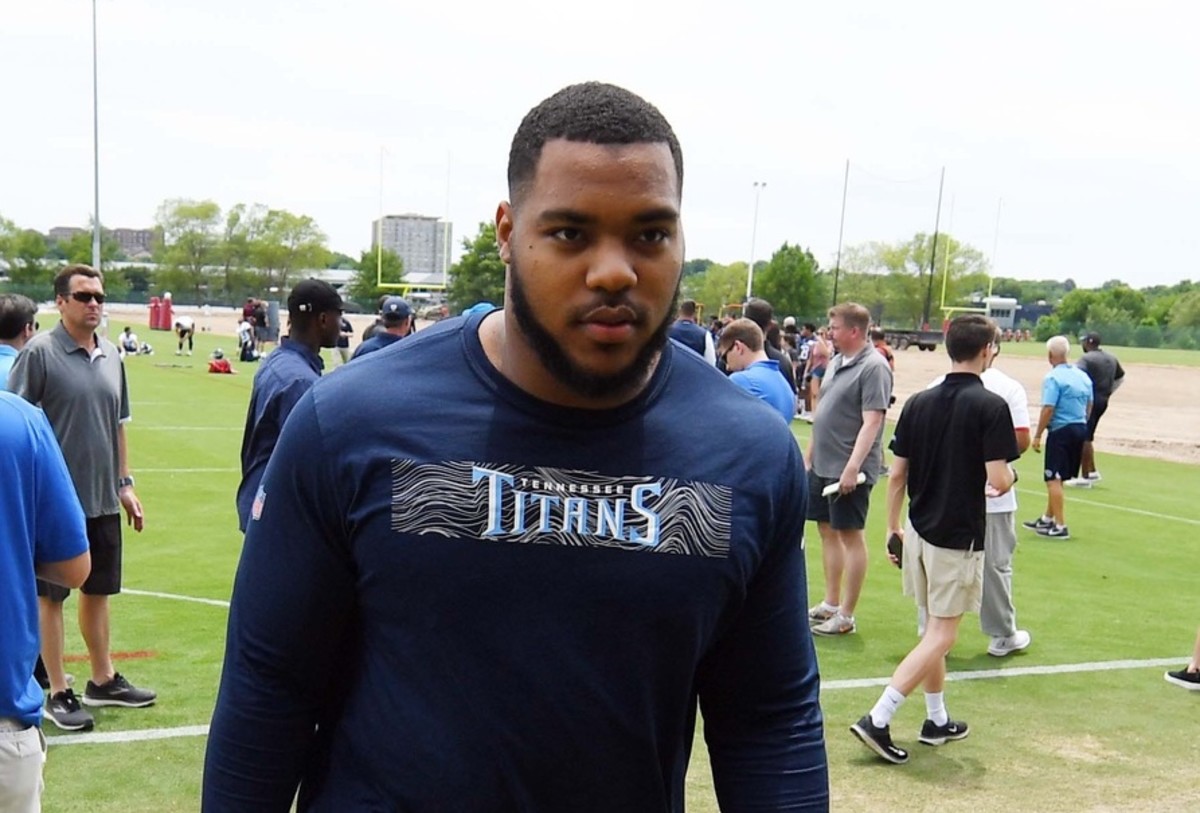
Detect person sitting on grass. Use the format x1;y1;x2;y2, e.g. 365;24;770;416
208;349;236;375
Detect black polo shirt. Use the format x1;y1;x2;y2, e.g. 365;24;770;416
889;372;1018;551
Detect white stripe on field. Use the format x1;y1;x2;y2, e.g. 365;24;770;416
823;657;1182;690
50;724;209;746
1015;487;1200;526
122;588;230;608
132;426;240;431
135;467;239;473
46;656;1183;747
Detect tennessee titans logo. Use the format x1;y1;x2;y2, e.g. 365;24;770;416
390;460;731;557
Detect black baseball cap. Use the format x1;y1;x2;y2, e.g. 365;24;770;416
1080;331;1101;346
288;279;343;317
380;296;412;323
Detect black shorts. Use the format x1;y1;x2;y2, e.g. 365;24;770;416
1044;424;1087;482
806;474;872;530
1085;398;1108;442
37;514;122;602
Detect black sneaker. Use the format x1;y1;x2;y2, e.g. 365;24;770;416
45;689;95;731
919;718;970;746
1164;667;1200;691
1022;517;1053;531
1037;525;1070;540
82;673;157;708
850;715;909;764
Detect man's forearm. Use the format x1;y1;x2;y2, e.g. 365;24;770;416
846;412;884;472
117;423;131;479
1035;406;1055;439
886;471;907;531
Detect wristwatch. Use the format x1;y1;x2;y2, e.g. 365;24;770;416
118;476;135;489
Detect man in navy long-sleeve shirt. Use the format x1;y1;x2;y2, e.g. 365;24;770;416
205;82;828;812
235;279;341;531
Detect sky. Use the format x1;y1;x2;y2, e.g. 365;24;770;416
2;0;1197;288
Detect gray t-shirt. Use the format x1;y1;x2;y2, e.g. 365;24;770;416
1076;349;1124;399
809;344;893;483
9;323;130;517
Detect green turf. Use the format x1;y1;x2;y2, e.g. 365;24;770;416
980;339;1200;367
36;327;1200;811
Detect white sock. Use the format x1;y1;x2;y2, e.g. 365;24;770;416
1041;515;1053;523
924;691;948;726
819;601;839;614
869;685;906;728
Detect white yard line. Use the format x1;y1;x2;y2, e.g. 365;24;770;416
48;656;1183;747
132;426;240;431
121;588;230;608
1015;487;1200;526
135;467;239;473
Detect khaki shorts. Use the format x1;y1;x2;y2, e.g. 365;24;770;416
0;723;46;813
901;521;984;618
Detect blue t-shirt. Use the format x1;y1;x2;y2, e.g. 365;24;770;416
0;344;18;386
349;330;402;360
236;339;324;531
730;359;795;423
0;392;88;726
205;313;828;812
1041;363;1093;431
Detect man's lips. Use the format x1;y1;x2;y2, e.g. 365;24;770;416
579;305;639;343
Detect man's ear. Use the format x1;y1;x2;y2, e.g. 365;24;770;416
496;201;514;265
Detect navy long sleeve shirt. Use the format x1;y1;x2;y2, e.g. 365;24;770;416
205;313;828;811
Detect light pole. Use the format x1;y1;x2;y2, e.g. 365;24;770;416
91;0;101;270
745;181;766;301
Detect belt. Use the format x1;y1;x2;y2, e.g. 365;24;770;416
0;717;32;732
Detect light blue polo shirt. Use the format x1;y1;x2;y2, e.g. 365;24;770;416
1041;363;1093;431
0;344;17;386
730;359;795;423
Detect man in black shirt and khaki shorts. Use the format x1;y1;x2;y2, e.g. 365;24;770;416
850;314;1019;765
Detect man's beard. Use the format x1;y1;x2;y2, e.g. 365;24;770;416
508;260;678;402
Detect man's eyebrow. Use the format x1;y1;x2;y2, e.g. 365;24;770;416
633;207;680;224
536;209;594;225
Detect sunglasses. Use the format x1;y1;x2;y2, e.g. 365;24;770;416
69;291;106;304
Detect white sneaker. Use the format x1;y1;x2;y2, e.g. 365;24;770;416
1086;471;1102;482
988;630;1032;657
812;612;856;636
1065;477;1092;488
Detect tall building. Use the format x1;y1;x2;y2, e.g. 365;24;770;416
370;214;452;285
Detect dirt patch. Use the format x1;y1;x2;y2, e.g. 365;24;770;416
887;347;1200;465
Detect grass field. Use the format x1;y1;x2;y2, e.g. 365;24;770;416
36;327;1200;812
963;339;1200;367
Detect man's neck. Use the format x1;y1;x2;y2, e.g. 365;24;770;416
839;339;867;357
948;362;983;376
0;339;22;352
63;322;95;350
747;351;770;366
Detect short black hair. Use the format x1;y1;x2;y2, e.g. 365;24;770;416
945;314;997;362
54;264;102;298
0;293;37;340
743;298;773;331
678;299;698;317
507;82;683;205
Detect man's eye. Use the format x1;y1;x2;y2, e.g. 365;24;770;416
638;229;670;244
552;228;583;242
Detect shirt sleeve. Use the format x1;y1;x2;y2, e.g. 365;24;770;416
204;392;357;811
118;357;132;422
1007;381;1030;431
1041;374;1060;408
7;343;45;404
33;409;89;564
858;358;892;413
696;441;829;811
888;401;913;458
982;400;1020;463
703;331;717;365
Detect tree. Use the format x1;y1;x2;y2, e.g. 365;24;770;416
682;258;713;278
327;251;357;269
156;199;222;301
839;233;990;326
347;248;404;307
251;209;330;290
215;203;268;302
682;262;747;318
750;243;828;321
60;223;120;269
1168;290;1200;329
7;230;48;285
446;222;506;313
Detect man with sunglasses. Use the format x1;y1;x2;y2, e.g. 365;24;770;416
8;264;154;732
717;317;794;423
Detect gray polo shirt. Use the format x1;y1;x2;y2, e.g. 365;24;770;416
809;344;893;483
8;323;130;518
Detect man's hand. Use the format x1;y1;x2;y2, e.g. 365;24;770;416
838;466;861;494
1032;435;1042;453
120;487;145;532
886;528;904;567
